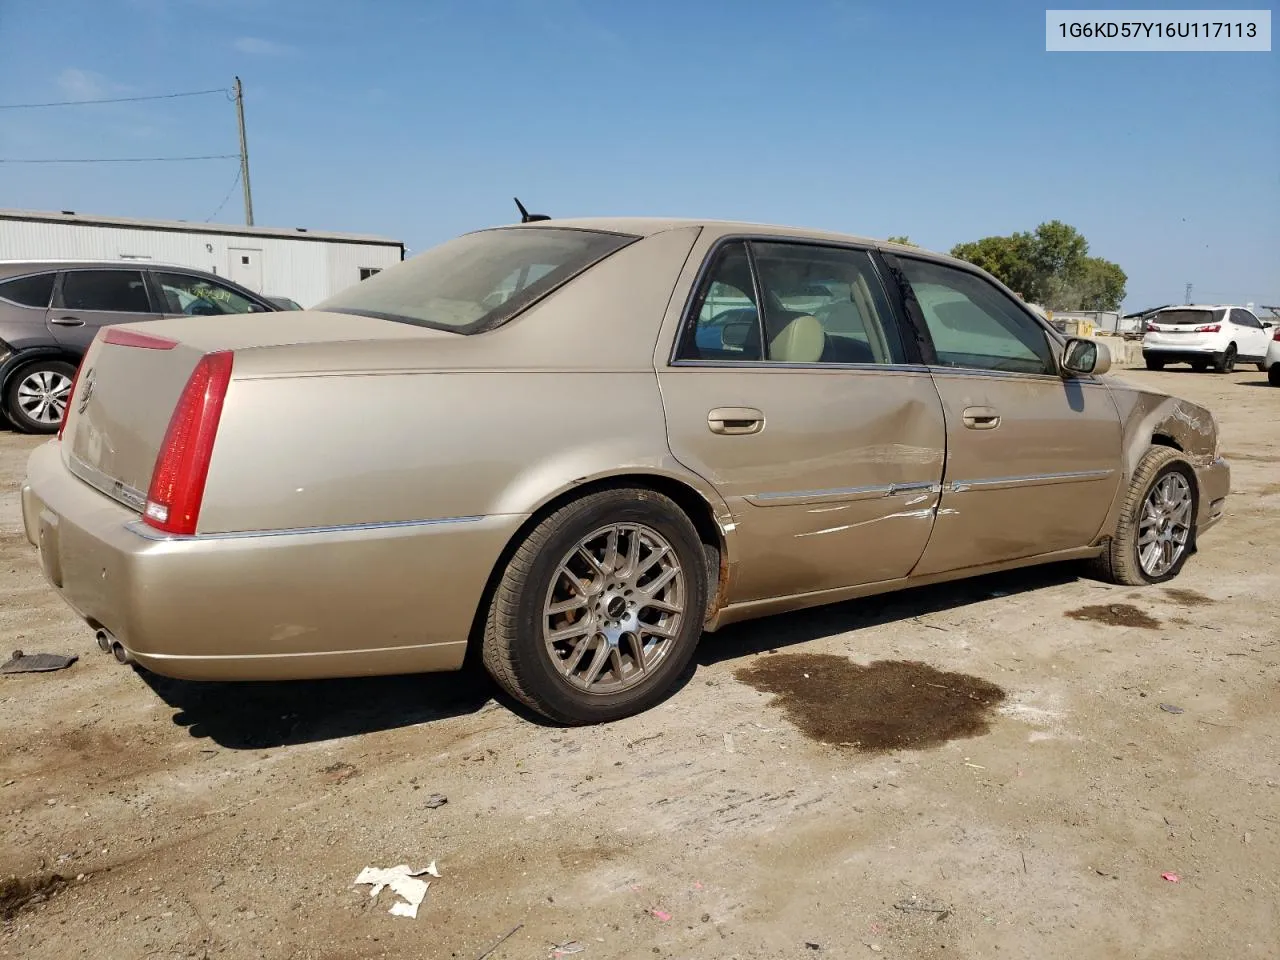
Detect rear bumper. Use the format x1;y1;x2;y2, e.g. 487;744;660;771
1193;457;1229;536
21;440;521;681
1142;346;1220;361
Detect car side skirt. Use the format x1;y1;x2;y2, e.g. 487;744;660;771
705;545;1104;631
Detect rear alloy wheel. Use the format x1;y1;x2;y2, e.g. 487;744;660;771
1144;357;1165;371
3;360;76;434
1091;446;1198;586
481;488;708;724
1214;345;1237;373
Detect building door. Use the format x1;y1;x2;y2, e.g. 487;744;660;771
227;248;263;293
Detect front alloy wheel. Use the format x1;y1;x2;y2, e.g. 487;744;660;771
1136;472;1193;578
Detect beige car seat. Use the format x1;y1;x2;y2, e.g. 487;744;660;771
768;314;825;363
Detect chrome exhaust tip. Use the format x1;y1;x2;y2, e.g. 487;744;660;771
95;629;112;653
110;641;133;665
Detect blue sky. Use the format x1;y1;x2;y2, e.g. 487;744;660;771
0;0;1275;310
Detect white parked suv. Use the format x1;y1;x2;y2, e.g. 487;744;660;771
1142;305;1272;373
1263;326;1280;386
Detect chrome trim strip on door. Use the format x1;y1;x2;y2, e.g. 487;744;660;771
947;469;1115;494
746;479;941;507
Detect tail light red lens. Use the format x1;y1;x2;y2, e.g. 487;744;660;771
1145;322;1157;332
143;351;234;535
1273;330;1280;341
57;361;85;441
1194;324;1221;333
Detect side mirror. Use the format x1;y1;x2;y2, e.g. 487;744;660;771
1061;337;1111;376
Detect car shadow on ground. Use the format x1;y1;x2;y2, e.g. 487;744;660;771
140;562;1084;750
695;562;1081;666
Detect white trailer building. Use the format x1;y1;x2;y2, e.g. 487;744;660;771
0;209;404;308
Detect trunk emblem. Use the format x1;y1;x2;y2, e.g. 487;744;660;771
77;368;96;413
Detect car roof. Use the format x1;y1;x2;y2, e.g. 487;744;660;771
0;258;211;272
495;217;956;263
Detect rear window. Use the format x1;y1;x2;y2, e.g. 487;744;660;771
0;272;56;308
1155;309;1221;325
317;227;637;333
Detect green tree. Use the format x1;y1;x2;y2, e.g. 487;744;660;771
950;221;1126;311
886;235;918;247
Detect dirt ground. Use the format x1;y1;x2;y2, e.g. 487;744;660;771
1;367;1276;960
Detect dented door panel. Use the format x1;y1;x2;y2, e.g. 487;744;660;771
658;365;946;603
912;371;1124;576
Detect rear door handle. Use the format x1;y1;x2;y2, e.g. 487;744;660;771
962;406;1000;430
708;407;764;435
50;316;84;327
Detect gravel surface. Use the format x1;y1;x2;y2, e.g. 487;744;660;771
1;367;1277;959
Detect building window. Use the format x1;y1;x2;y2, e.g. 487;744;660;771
359;267;382;281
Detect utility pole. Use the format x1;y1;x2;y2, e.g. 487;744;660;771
1184;282;1193;304
233;76;254;226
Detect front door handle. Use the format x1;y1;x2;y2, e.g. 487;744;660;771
708;407;764;436
962;406;1000;430
50;316;85;327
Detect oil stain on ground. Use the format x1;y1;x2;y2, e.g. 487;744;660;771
1162;587;1216;607
734;653;1005;752
1065;603;1161;629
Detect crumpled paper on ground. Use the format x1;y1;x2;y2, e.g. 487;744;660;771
354;862;440;918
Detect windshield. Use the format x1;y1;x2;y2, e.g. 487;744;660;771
317;227;637;333
1155;309;1221;325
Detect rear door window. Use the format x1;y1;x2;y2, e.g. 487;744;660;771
0;272;56;308
58;270;152;313
751;242;907;364
1231;309;1261;329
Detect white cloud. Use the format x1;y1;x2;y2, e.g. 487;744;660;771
57;68;109;101
233;36;295;56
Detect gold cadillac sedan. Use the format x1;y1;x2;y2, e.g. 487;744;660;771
21;219;1230;724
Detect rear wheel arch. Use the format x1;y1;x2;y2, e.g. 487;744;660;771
465;473;729;664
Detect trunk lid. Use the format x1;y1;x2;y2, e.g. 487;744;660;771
60;311;443;512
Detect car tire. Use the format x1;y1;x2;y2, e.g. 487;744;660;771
1090;446;1198;587
1213;345;1236;373
1144;357;1164;371
1189;359;1208;372
2;359;77;435
481;487;709;725
1270;365;1280;386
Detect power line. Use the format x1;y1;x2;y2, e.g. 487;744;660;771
0;154;239;164
205;167;242;222
0;87;228;110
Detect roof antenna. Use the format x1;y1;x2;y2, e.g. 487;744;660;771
514;197;551;223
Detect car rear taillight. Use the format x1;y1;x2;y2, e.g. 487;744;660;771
143;351;234;535
1273;330;1280;342
1145;322;1157;332
1194;324;1221;333
57;361;85;441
